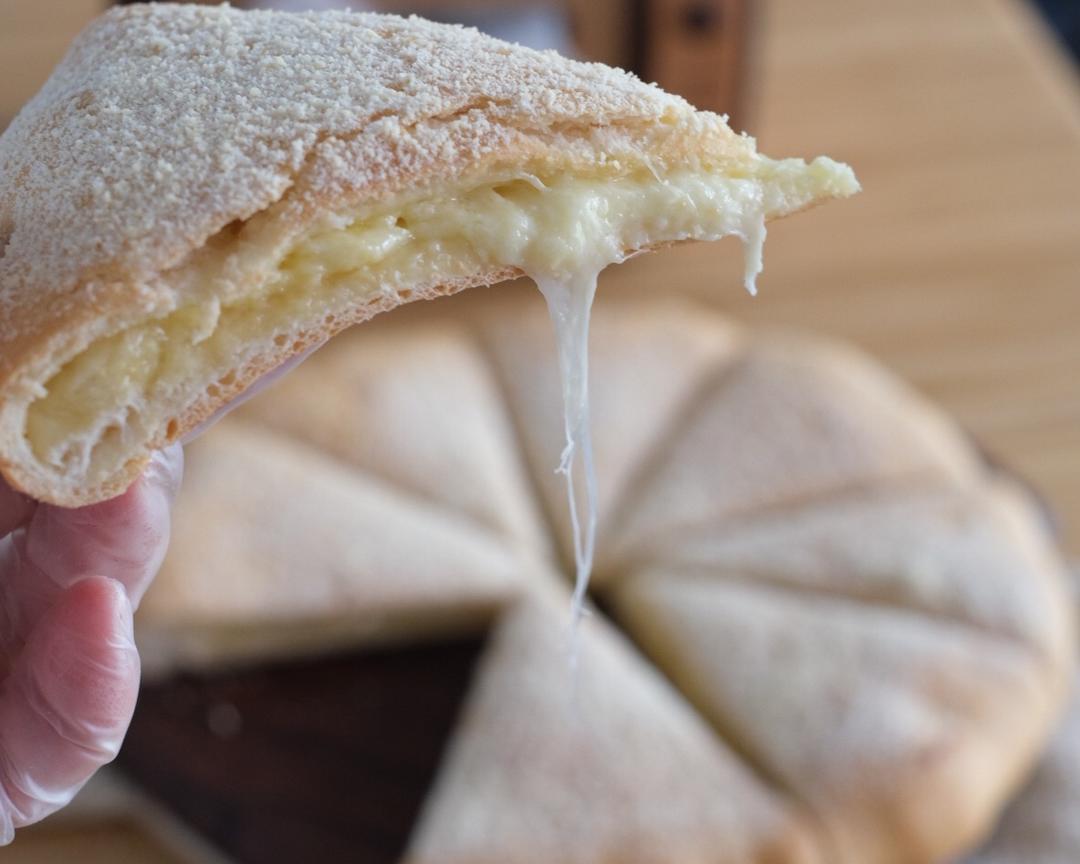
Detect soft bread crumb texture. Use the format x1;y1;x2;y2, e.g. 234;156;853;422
0;4;858;505
25;160;854;502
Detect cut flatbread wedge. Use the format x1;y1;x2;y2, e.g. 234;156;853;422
613;575;1064;864
406;590;818;864
649;480;1073;658
604;334;978;567
138;422;543;675
231;315;548;556
0;3;857;506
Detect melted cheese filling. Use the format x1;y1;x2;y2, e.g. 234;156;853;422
25;156;854;604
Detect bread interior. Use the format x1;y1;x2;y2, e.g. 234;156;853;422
23;156;856;487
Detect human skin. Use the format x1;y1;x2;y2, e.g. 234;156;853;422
0;445;183;842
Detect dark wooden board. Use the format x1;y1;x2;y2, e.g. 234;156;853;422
116;636;488;864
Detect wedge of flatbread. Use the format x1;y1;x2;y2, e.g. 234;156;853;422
0;4;856;506
406;588;818;864
137;421;543;675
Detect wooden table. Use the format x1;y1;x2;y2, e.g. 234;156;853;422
605;0;1080;555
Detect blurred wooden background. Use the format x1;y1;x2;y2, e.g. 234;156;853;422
1;0;1079;562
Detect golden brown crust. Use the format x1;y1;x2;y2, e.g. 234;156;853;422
0;4;856;506
0;3;746;378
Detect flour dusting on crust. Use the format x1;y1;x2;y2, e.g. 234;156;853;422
0;4;721;349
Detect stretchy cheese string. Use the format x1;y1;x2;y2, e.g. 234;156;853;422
531;207;766;659
535;270;600;634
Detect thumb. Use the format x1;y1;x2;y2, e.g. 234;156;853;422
24;444;183;610
0;577;139;841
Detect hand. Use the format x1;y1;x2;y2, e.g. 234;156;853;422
0;446;183;842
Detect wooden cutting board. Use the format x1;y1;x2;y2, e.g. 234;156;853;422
115;638;487;864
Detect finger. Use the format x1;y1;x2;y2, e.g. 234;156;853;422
23;445;183;610
0;446;182;653
0;577;138;841
0;481;35;538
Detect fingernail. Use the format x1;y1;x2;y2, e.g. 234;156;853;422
101;576;138;632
